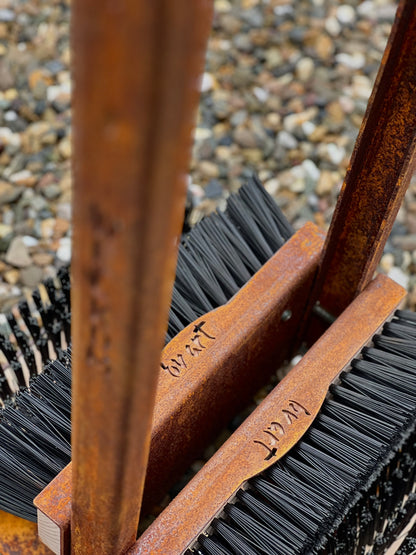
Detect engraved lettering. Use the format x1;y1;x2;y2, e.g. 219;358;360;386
282;409;298;424
193;321;216;340
160;362;180;378
161;321;215;376
254;399;311;460
288;400;311;415
253;441;277;460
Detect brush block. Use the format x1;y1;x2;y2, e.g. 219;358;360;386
131;274;406;554
35;222;324;555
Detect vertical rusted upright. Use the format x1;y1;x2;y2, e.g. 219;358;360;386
71;2;213;554
313;0;416;318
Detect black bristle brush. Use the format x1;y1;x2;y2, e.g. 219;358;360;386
193;309;416;555
132;278;416;554
0;176;294;522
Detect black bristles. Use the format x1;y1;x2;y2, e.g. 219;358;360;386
194;309;416;554
0;356;71;521
166;176;292;342
0;268;70;404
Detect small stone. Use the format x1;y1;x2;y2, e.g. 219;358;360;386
4;269;19;285
380;253;394;274
302;159;320;183
201;72;216;93
336;52;365;70
336;5;356;25
194;128;213;141
316;171;334;196
215;0;232;12
264;178;280;196
22;236;39;248
54;218;70;239
5;237;32;268
9;170;37;188
41;218;56;239
326;101;346;124
57;238;71;263
325;16;341;37
253;87;268;103
20;265;43;288
204;179;223;199
198;161;219;179
0;223;11;238
295;57;314;82
265;113;281;131
313;34;334;60
0;9;14;22
43;184;61;200
234;127;258;149
28;68;53;91
318;143;346;166
32;252;54;267
58;136;72;159
277;131;298;150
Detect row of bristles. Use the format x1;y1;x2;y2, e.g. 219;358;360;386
0;266;70;404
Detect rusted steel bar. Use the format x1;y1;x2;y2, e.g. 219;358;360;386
130;275;406;554
0;511;53;555
70;1;213;554
312;0;416;319
35;222;325;555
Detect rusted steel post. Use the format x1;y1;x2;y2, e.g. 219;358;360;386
71;2;212;554
313;0;416;319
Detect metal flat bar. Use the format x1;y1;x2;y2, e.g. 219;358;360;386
70;2;213;554
314;0;416;318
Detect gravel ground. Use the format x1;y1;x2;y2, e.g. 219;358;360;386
0;0;415;314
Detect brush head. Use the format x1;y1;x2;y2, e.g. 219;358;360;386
191;310;416;554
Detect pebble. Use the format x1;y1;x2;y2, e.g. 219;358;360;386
277;131;298;150
5;237;32;268
336;5;356;25
20;265;43;288
295;58;315;82
56;237;71;263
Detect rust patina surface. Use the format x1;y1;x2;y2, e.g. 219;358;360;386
0;511;53;555
130;276;405;554
70;1;213;553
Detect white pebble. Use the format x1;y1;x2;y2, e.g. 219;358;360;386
22;236;39;247
295;57;314;82
302;159;320;183
336;5;356;25
201;72;215;93
325;16;341;37
57;238;71;263
253;87;269;103
336;52;365;70
326;143;346;165
277;130;298;150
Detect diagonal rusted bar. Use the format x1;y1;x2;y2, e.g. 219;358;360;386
70;2;213;554
313;0;416;319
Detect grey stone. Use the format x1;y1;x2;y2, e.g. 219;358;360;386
5;237;32;268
